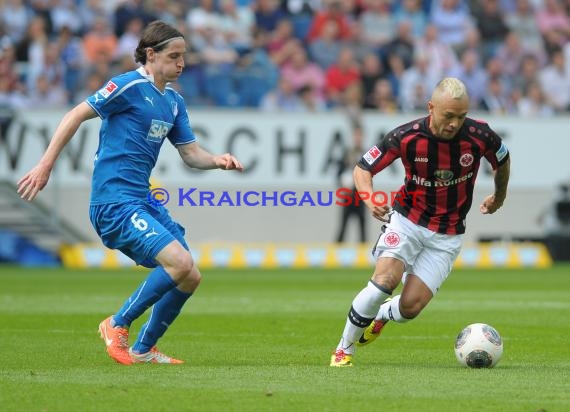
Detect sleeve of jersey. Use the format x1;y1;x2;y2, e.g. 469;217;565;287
85;78;128;118
357;135;401;176
168;95;196;146
483;127;510;169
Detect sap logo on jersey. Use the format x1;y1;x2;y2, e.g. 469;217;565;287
364;146;382;165
147;119;173;143
98;81;118;99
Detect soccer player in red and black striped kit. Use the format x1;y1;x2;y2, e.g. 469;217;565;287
331;77;511;366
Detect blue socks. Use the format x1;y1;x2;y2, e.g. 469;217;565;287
131;287;192;354
112;266;177;328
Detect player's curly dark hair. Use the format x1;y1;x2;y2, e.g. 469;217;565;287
134;21;184;64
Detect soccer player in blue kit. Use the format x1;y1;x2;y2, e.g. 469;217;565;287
17;21;243;365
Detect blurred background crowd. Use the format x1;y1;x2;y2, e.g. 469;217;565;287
1;0;570;115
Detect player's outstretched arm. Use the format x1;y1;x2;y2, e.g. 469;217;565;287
353;165;391;222
480;158;510;215
17;102;97;201
177;142;244;171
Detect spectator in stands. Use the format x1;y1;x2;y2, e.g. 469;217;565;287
359;0;396;52
82;16;118;64
51;0;82;36
382;19;416;69
233;27;279;107
505;0;545;56
114;0;155;38
385;52;405;98
538;48;570;112
219;0;255;53
56;26;84;104
343;20;375;62
495;31;539;80
281;45;326;97
78;0;111;33
485;55;513;96
149;0;181;25
25;72;68;109
74;70;106;104
281;0;319;40
1;0;33;45
308;19;343;69
0;42;27;109
325;46;361;107
340;0;364;22
298;83;327;111
116;17;144;62
41;42;66;92
187;0;222;49
516;80;556;116
536;0;570;53
429;0;473;51
260;76;305;111
360;51;386;109
512;52;540;99
267;18;300;67
0;74;26;110
29;0;53;36
393;0;428;40
368;77;400;112
16;15;49;93
471;0;510;63
453;26;484;61
254;0;287;32
413;24;458;80
480;76;512;114
340;80;363;120
195;23;239;106
307;0;352;43
447;48;487;108
399;52;439;112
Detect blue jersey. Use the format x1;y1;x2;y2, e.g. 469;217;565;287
86;67;196;205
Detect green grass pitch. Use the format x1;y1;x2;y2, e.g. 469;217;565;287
0;264;569;412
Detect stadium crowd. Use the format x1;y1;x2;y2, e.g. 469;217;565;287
1;0;570;115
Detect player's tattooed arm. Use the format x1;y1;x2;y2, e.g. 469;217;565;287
480;158;510;215
493;158;510;204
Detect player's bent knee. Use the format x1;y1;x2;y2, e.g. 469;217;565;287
399;299;425;319
165;252;195;281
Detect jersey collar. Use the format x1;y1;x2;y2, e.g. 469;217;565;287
136;66;155;84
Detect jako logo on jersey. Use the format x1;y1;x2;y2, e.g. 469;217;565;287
364;146;381;165
98;81;118;99
414;156;428;162
171;101;178;116
459;153;474;167
147;119;173;143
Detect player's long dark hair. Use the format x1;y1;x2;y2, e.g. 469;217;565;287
134;21;185;64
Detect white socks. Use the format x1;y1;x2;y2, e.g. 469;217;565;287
376;295;410;323
337;281;391;353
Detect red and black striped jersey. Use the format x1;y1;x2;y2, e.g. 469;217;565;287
358;116;510;235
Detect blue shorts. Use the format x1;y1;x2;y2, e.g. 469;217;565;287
89;201;189;268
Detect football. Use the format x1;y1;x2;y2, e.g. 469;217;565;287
454;323;503;368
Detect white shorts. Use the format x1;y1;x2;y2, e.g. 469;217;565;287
372;211;463;295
